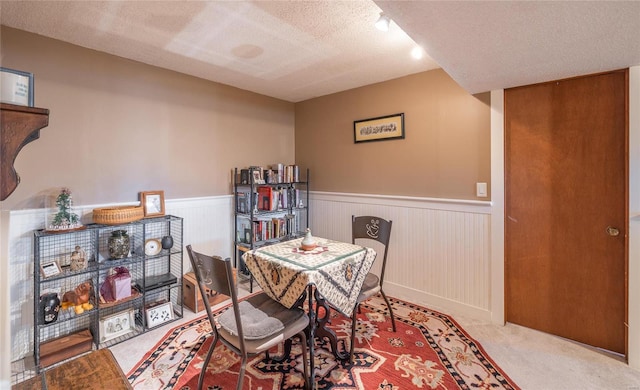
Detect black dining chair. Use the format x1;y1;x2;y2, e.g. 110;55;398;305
349;215;396;363
186;245;310;390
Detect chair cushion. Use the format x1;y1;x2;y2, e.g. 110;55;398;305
217;293;305;340
357;272;381;302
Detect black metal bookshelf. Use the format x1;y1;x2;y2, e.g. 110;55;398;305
33;215;183;371
233;166;309;290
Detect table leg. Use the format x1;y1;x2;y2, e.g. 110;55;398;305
269;292;308;363
269;285;347;387
307;285;316;388
313;288;349;361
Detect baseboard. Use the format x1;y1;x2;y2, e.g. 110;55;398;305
385;281;492;322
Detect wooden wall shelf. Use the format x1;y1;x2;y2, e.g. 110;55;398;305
1;103;50;201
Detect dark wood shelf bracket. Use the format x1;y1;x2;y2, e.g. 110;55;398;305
1;103;50;201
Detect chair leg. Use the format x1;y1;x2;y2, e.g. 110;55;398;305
380;290;396;332
349;304;358;365
283;338;293;359
198;336;218;390
237;355;248;390
298;331;310;390
267;338;293;363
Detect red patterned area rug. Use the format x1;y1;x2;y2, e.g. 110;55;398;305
127;295;520;389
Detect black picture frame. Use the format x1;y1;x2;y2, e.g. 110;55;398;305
240;169;250;184
354;113;405;143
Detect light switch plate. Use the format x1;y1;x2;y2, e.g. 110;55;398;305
476;182;487;197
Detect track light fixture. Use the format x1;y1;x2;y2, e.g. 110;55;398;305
411;46;424;60
375;12;391;32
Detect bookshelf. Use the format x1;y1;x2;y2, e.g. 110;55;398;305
233;166;309;289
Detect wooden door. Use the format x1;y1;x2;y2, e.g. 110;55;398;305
505;70;628;354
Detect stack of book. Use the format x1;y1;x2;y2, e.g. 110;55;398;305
237;164;301;185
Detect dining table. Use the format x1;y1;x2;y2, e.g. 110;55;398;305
242;236;377;383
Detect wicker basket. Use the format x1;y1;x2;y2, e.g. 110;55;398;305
92;206;144;225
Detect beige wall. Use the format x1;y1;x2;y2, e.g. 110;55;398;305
0;27;295;210
2;28;490;207
295;69;491;200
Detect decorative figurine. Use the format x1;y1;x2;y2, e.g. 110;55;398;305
47;188;83;231
39;292;61;324
301;228;317;251
61;280;94;315
70;245;87;271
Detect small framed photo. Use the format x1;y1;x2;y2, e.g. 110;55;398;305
251;167;265;184
40;261;62;279
146;301;174;328
99;309;135;343
140;191;165;217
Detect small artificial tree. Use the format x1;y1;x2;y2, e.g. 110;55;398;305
51;188;80;229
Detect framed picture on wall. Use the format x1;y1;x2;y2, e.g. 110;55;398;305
354;113;405;143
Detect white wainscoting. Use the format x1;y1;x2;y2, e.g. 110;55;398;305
309;192;493;321
8;196;233;361
8;192;492;361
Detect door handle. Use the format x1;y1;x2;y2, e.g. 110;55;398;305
606;226;620;236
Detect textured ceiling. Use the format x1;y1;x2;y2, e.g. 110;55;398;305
1;1;639;102
0;1;437;102
380;1;640;94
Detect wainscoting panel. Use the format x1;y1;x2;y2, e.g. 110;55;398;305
8;196;233;361
309;192;492;320
9;192;491;361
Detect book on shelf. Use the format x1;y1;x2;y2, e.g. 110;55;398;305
279;188;288;209
291;188;302;208
257;186;272;211
236;219;251;244
236;190;263;213
282;165;300;183
239;164;302;184
263;164;301;183
285;214;298;236
236;192;248;213
257;186;282;211
250;215;291;242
